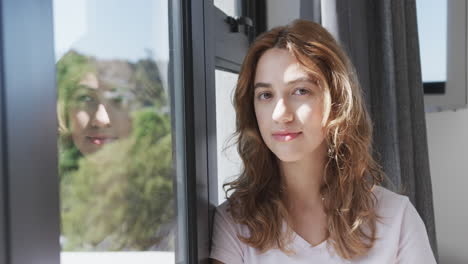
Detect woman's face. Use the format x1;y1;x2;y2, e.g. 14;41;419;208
69;72;132;155
253;48;327;163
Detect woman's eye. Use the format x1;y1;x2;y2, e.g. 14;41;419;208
257;92;272;100
294;88;310;96
76;95;94;103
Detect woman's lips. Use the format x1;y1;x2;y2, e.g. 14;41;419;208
272;132;302;142
86;136;118;145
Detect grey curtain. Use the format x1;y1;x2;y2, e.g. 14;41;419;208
321;0;438;259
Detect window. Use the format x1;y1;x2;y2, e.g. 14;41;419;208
417;0;447;96
53;0;186;263
417;0;468;111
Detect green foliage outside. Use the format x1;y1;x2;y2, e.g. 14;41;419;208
57;51;174;251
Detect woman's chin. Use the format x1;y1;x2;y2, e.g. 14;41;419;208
273;152;303;163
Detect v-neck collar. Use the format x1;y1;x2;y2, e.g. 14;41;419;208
293;231;328;251
281;221;328;252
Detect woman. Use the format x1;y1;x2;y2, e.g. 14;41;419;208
57;50;168;157
210;20;436;263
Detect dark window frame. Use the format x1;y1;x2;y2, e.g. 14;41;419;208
423;82;446;94
0;0;60;264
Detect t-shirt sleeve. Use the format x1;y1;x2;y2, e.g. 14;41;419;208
210;203;245;264
396;197;437;264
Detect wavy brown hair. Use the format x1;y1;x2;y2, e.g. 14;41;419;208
224;19;385;259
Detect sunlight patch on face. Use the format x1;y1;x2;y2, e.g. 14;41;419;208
95;104;111;123
283;63;308;83
296;104;313;123
321;89;332;127
76;110;90;128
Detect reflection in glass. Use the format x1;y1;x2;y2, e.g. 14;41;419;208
54;0;179;262
57;51;174;251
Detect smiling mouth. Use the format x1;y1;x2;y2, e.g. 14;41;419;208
86;136;118;145
272;132;302;142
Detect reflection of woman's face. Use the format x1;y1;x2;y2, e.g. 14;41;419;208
69;72;132;155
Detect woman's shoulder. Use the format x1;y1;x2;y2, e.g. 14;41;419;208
211;200;248;263
214;200;250;236
369;186;436;263
372;185;411;216
215;200;233;222
216;199;230;213
372;184;408;201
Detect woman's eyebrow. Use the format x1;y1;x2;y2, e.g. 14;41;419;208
254;82;272;89
71;85;97;96
76;84;96;90
254;78;316;90
286;77;315;85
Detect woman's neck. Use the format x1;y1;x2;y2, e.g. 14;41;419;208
279;152;327;211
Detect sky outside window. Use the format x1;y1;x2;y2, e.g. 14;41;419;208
416;0;447;83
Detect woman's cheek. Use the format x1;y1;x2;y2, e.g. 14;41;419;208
75;110;91;128
113;111;133;137
69;109;91;130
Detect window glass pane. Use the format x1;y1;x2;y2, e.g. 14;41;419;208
416;0;447;82
53;0;185;263
215;69;242;205
214;0;242;17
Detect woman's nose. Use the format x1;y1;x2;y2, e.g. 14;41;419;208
90;104;111;128
272;98;294;123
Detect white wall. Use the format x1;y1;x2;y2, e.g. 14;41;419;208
425;109;468;264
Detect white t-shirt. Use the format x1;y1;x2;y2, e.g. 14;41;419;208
210;185;437;263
